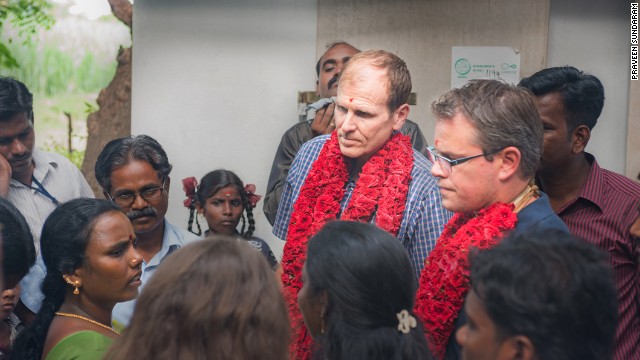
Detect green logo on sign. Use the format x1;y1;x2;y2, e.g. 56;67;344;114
455;58;471;76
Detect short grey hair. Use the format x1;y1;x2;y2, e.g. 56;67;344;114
432;80;543;179
95;135;172;193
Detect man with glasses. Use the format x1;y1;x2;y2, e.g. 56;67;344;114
0;77;94;324
95;135;199;328
415;80;567;360
520;66;640;360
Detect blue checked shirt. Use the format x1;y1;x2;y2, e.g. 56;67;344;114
273;134;452;278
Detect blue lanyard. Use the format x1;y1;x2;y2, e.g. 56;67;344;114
28;176;59;206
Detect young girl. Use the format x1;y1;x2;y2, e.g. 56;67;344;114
183;170;278;270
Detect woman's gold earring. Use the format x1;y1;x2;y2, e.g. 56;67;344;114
73;284;80;295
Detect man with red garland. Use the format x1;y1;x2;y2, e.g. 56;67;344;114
263;41;428;225
273;50;451;359
520;66;640;360
414;80;568;360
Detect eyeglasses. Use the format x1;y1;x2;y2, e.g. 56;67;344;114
426;146;501;177
109;181;166;207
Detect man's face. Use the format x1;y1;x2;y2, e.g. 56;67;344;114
317;44;359;98
334;63;407;165
0;112;35;179
431;113;500;213
107;160;169;235
535;92;574;176
456;290;515;360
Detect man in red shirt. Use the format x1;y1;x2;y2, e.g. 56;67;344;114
520;66;640;360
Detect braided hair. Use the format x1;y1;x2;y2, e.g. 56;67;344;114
11;199;121;360
187;170;256;239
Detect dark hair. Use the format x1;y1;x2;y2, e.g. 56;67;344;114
95;135;172;193
315;41;360;77
106;236;290;360
11;198;122;360
306;221;433;360
0;198;36;287
519;66;604;133
432;79;543;179
340;50;412;113
187;169;255;238
469;230;618;360
0;76;33;123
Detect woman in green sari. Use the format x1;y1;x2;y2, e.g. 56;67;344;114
12;198;142;360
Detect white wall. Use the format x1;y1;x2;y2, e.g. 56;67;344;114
132;0;318;259
547;0;630;173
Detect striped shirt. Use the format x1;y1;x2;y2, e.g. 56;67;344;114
273;134;452;277
7;149;93;313
554;154;640;360
7;148;94;250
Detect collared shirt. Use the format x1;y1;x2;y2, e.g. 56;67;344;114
8;149;94;250
552;153;640;360
112;220;201;328
263;119;429;225
273;134;452;278
9;149;94;313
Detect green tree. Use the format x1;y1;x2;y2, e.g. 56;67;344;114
0;0;54;69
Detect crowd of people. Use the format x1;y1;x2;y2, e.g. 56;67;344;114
0;39;637;360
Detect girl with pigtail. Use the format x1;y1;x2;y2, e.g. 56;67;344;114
12;198;142;360
183;169;279;271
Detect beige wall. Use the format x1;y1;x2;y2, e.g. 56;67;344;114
317;0;550;144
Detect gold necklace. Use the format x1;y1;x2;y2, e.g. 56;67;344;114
55;312;120;335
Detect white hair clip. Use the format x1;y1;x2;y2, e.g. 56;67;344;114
397;309;417;334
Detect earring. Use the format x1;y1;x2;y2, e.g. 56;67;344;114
321;318;325;334
64;276;80;295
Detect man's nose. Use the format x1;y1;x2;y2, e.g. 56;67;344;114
430;159;447;178
131;193;150;209
10;138;27;155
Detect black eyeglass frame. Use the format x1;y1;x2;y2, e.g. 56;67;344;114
108;181;166;207
426;146;503;175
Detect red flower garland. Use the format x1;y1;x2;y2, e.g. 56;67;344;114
414;203;518;359
281;132;414;360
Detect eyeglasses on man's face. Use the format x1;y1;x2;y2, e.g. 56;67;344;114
426;146;502;177
109;181;166;207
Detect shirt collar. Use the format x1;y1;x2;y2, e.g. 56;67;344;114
573;153;605;212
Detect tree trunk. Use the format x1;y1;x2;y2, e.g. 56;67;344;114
80;0;132;196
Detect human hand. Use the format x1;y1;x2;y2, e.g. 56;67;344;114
0;155;11;197
310;103;336;136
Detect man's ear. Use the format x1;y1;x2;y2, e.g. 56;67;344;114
496;146;521;182
165;176;171;192
392;104;410;131
502;335;535;360
319;290;329;320
571;125;590;154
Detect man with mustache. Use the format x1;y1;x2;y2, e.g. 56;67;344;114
263;41;428;225
95;135;199;328
0;77;94;324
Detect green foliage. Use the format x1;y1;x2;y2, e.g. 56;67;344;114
1;40;117;96
44;139;85;169
0;0;55;69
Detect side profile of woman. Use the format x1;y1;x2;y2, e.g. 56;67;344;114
298;220;434;360
12;198;142;360
106;236;290;360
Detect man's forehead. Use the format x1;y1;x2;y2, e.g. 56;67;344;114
321;44;359;63
110;160;162;185
0;112;33;133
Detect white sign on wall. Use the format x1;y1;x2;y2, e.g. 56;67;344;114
451;46;521;88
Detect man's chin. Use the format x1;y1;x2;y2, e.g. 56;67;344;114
131;216;163;234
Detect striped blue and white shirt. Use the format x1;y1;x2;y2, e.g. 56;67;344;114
273;134;452;278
